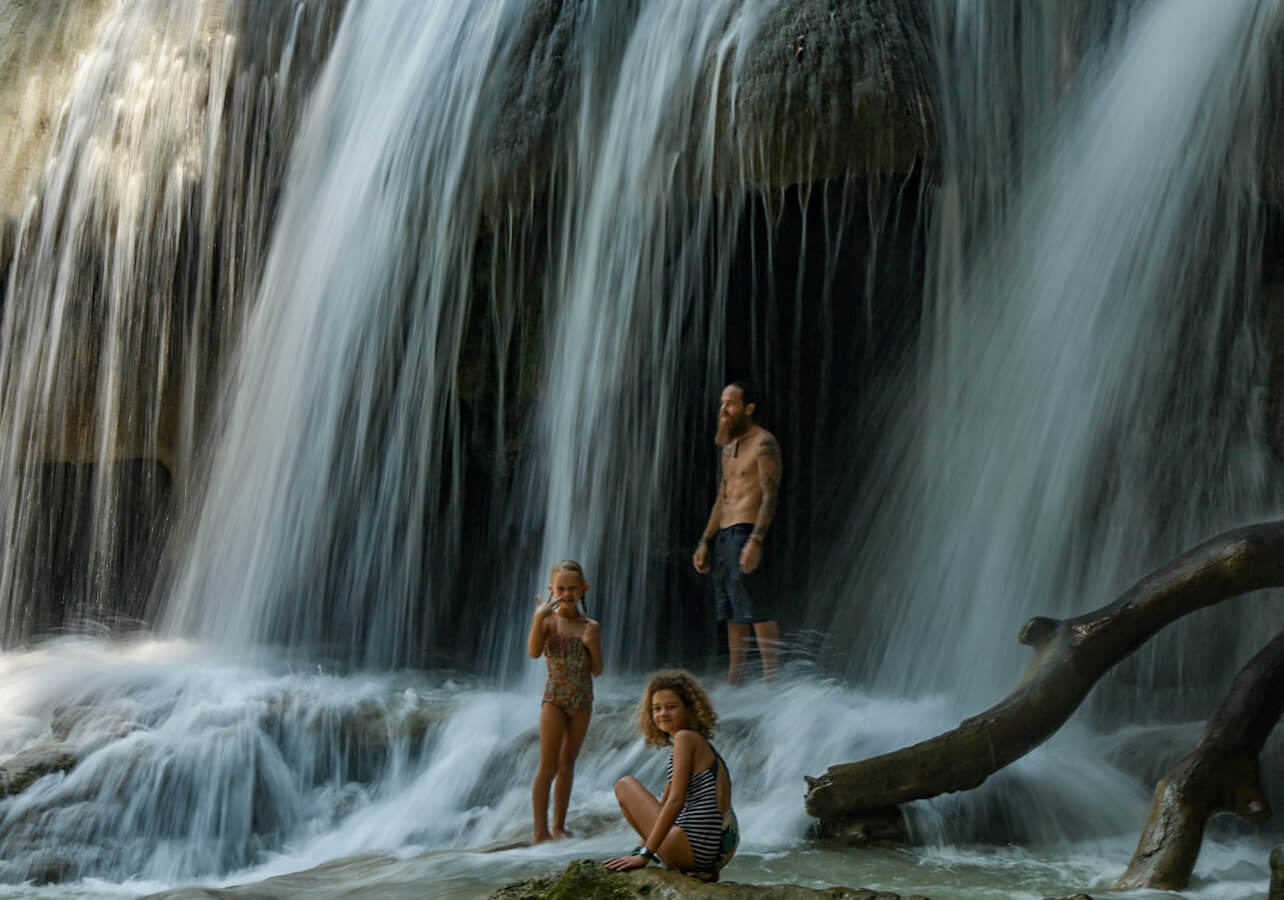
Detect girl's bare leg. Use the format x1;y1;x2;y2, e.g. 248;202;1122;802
532;702;567;843
551;707;592;838
612;776;696;871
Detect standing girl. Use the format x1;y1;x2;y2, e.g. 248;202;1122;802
528;559;603;843
603;669;739;880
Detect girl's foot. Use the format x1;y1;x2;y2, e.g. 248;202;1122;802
551;827;574;839
532;831;553;844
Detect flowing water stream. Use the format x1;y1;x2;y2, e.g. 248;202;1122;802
0;0;1281;897
819;0;1284;713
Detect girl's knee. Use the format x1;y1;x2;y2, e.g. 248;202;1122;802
614;775;641;797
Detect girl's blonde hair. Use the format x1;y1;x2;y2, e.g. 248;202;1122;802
549;559;585;582
636;669;718;747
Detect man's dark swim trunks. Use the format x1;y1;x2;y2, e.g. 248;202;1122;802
711;523;773;624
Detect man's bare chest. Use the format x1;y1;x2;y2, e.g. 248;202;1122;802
721;443;758;485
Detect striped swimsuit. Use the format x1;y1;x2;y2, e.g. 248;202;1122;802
666;743;739;873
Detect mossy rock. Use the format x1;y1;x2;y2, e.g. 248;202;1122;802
490;858;929;899
489;859;633;900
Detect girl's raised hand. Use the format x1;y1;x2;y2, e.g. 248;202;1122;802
534;589;556;617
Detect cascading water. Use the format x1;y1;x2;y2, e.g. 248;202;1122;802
0;0;337;640
517;0;772;671
0;641;1177;895
0;0;1281;897
161;0;542;667
818;0;1284;713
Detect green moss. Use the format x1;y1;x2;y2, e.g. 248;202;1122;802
544;860;636;900
489;860;637;900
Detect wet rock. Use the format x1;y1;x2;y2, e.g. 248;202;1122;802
51;703;145;746
0;741;75;796
24;852;74;886
809;807;908;845
1270;843;1284;900
489;858;930;899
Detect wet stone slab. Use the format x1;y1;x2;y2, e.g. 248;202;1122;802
489;859;930;899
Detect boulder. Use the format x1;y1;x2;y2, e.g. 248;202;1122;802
0;741;76;796
809;808;908;846
489;859;929;900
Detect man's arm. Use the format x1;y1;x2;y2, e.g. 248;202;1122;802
692;452;728;574
738;434;781;574
751;434;782;543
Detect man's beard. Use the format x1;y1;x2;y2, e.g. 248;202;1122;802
715;414;745;446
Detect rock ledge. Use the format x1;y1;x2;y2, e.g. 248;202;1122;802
489;859;929;900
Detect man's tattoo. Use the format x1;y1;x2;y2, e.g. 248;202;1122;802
754;434;782;538
757;438;782;487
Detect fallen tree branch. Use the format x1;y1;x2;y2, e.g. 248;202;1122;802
804;520;1284;825
1114;627;1284;890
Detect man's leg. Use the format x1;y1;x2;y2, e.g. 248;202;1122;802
753;619;780;682
726;621;751;685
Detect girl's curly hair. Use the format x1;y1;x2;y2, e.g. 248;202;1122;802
636;669;718;747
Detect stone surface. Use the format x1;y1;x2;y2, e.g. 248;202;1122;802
490;859;929;900
1270;843;1284;900
0;740;76;796
809;808;908;845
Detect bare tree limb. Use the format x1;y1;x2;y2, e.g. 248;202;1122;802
804;521;1284;825
1114;627;1284;889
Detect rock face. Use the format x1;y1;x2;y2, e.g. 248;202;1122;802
1271;844;1284;900
808;808;908;845
489;859;929;900
0;741;76;796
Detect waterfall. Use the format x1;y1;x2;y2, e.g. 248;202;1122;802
0;0;337;641
820;0;1284;711
0;0;1283;892
163;0;784;672
512;0;773;670
161;0;560;666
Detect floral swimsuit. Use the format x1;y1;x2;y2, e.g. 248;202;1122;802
542;632;593;717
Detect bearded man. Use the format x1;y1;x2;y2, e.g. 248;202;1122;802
691;382;782;683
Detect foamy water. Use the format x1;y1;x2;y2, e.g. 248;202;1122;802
0;638;1272;899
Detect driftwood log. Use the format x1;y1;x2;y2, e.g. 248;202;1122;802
804;521;1284;830
1114;627;1284;889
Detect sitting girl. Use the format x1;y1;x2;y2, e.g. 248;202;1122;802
603;670;738;880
